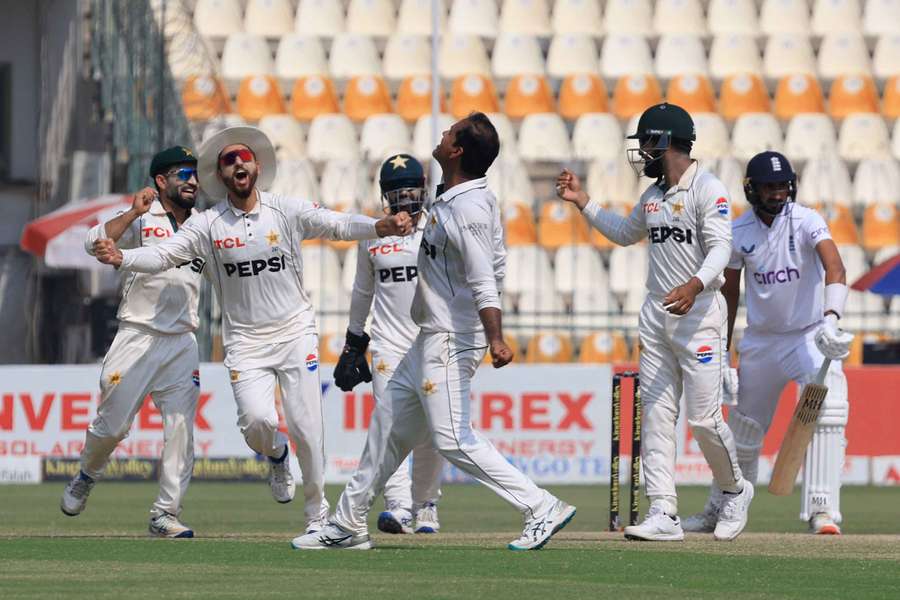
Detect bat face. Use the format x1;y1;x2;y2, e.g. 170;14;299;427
796;384;828;425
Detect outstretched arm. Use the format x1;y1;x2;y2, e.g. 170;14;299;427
556;168;647;246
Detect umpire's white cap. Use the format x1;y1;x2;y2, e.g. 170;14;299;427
198;126;277;200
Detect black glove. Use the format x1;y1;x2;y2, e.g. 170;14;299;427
333;329;372;392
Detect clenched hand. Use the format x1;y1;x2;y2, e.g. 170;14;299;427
376;211;413;237
93;238;124;268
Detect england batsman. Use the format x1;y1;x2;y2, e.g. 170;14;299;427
332;153;445;535
93;127;412;534
683;151;853;535
293;112;576;551
62;147;203;537
556;103;753;541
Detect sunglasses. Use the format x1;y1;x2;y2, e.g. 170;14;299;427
167;167;198;182
218;148;255;167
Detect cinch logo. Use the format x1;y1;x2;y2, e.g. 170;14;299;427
378;266;417;283
649;226;693;244
716;197;729;216
753;267;800;285
223;255;286;277
142;227;172;239
696;345;713;364
306;353;318;372
214;237;246;249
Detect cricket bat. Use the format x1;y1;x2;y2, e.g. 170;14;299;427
768;358;832;496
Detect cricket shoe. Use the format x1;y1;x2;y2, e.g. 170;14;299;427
290;522;372;550
624;504;684;541
714;481;754;541
810;512;841;535
60;471;95;516
508;499;576;551
268;450;295;504
305;498;331;534
149;513;194;538
414;502;440;534
377;502;414;534
682;487;725;533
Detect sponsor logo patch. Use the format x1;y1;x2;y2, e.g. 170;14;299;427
192;370;200;387
715;197;729;216
306;353;318;372
696;345;714;364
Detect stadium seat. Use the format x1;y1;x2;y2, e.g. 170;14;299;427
537;201;589;249
486;113;520;160
731;113;784;161
504;75;555;119
151;0;193;39
838;113;891;161
346;0;396;37
488;158;534;208
822;204;860;245
221;34;274;89
719;74;771;120
295;0;345;38
448;0;498;38
692;113;731;159
812;0;862;35
270;158;318;200
182;75;231;121
526;333;574;363
244;0;294;37
572;114;622;160
893;117;900;161
861;203;900;251
774;74;826;120
167;32;218;81
555;244;608;295
275;34;327;84
492;34;546;78
709;35;763;80
343;76;393;121
863;0;900;35
785;114;838;161
666;75;716;113
504;245;555;295
398;0;447;35
612;75;663;120
818;33;872;80
412;113;453;160
319;333;345;364
609;244;648;299
383;34;431;82
708;0;760;35
764;35;817;80
587;157;638;208
360;114;411;164
711;156;749;212
604;0;653;36
854;158;900;207
547;34;600;79
320;159;370;213
655;35;708;79
760;0;811;35
236;75;286;121
258;115;305;160
829;75;880;119
499;0;551;36
194;0;242;41
330;34;381;80
439;34;492;78
308;288;351;336
503;202;539;246
579;332;630;364
307;114;359;162
551;0;602;35
798;155;854;207
518;114;572;162
449;74;500;118
290;76;340;122
397;77;445;123
589;204;635;250
513;291;568;336
884;76;900;119
601;34;654;79
654;0;707;36
301;244;343;291
873;35;900;80
200;114;247;144
571;287;618;331
559;74;608;121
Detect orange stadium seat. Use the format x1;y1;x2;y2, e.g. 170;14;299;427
558;74;608;121
482;335;521;365
590;204;630;251
396;76;446;122
449;74;500;118
882;76;900;120
861;204;900;252
182;75;231;121
719;74;770;121
236;75;287;121
829;75;879;120
666;75;717;114
319;333;345;364
503;202;538;246
526;333;574;364
343;75;393;122
290;76;340;121
822;204;859;245
612;75;662;120
537;201;591;250
504;75;555;119
579;332;630;364
774;74;826;120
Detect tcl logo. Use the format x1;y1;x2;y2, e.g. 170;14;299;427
368;242;409;256
214;237;246;249
644;202;660;214
142;227;172;239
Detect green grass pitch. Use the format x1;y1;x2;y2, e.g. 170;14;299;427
2;483;898;599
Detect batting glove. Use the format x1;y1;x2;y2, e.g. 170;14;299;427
814;314;854;361
722;367;739;406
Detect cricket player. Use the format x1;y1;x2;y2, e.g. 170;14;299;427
93;127;412;534
61;146;203;538
292;112;576;551
556;103;753;542
683;151;853;535
332;153;445;535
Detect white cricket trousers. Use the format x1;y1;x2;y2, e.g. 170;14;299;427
81;325;198;518
638;291;743;511
734;325;848;522
333;331;555;534
228;333;327;523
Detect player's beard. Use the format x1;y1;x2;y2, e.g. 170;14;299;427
224;167;258;200
168;184;196;210
642;153;664;179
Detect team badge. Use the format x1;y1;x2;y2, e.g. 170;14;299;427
375;360;389;374
422;379;437;395
715;197;729;216
671;200;684;217
695;345;714;364
230;370;240;382
192;370;200;387
265;230;280;246
306;353;318;372
106;371;122;387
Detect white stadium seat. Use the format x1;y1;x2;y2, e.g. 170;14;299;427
346;0;397;37
604;0;653;36
518;113;572;162
200;114;247;144
572;114;623;161
709;35;763;79
492;34;546;78
320;159;371;213
873;35;900;79
708;156;748;212
413;113;454;161
760;0;811;35
449;0;499;38
439;34;492;78
609;245;648;298
818;33;872;80
555;245;609;295
691;113;731;159
797;154;853;207
486;112;519;160
708;0;760;35
764;35;817;79
571;288;617;331
167;32;219;81
275;34;327;82
893;118;900;160
329;34;382;79
307;114;359;162
587;157;639;208
838;113;891;161
244;0;294;37
301;245;343;292
359;114;412;164
258;115;306;160
487;158;534;210
270;158;318;200
731;113;784;161
505;245;555;295
499;0;552;36
601;34;654;79
811;0;862;35
784;113;839;161
653;0;708;36
398;0;447;35
655;35;708;78
295;0;345;38
547;34;600;79
194;0;242;41
863;0;900;36
854;158;900;206
512;291;568;336
383;34;432;81
551;0;602;36
221;33;274;89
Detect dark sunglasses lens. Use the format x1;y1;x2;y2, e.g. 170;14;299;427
173;168;197;181
220;149;253;166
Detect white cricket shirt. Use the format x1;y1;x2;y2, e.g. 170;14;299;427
85;200;204;335
729;203;832;334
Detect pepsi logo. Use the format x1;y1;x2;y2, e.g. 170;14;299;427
192;370;200;387
715;197;729;216
306;353;319;372
696;345;714;364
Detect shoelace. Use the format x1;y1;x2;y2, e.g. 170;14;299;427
418;504;437;522
720;496;740;520
69;478;92;498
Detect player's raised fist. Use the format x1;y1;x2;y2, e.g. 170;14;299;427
555;168;590;210
489;339;514;369
376;211;413;237
93;238;124;268
131;187;157;215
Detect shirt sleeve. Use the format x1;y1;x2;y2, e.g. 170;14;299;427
803;209;832;248
694;179;734;288
84;212;139;255
295;198;379;241
347;241;375;336
446;197;502;312
581;199;647;246
120;213;209;273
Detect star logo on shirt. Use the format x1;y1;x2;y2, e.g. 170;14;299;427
422;379;437;395
430;214;437;226
671;200;684;216
375;360;389;374
106;371;122;387
230;370;240;382
388;155;409;170
265;230;280;246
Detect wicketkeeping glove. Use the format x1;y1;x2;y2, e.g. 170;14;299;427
333;329;372;392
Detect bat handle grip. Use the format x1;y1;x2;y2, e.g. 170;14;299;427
816;358;831;384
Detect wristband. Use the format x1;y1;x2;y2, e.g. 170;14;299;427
824;283;848;319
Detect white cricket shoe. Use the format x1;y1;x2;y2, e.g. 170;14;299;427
507;499;576;551
290;522;372;550
714;481;754;541
60;471;95;516
414;502;440;534
682;487;725;533
810;512;841;535
268;452;295;504
377;502;414;534
149;513;194;538
624;504;684;541
305;498;330;534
